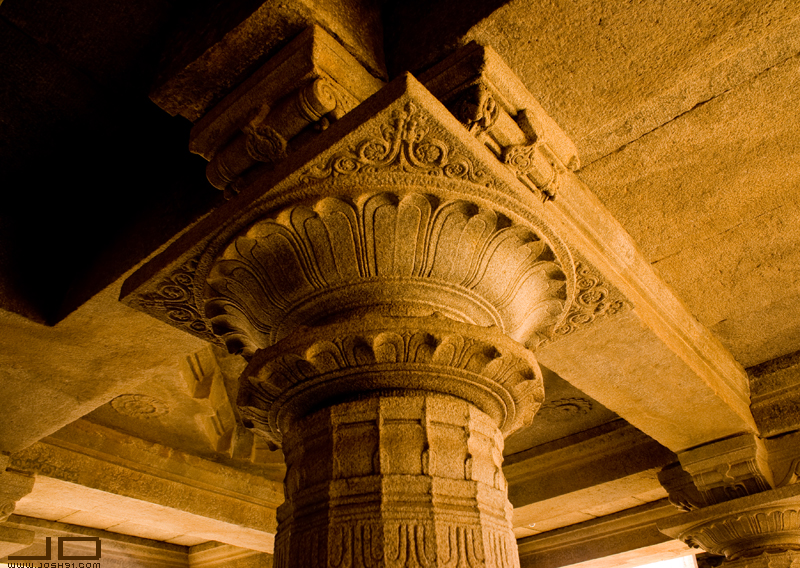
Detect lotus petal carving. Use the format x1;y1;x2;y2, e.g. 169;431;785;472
205;192;567;356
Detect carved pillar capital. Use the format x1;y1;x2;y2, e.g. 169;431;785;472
659;484;800;567
237;315;544;448
123;36;592;568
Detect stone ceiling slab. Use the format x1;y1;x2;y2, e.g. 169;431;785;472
463;0;800;164
580;52;800;367
0;283;205;454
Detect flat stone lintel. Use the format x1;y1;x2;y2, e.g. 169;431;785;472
420;42;756;452
517;500;692;568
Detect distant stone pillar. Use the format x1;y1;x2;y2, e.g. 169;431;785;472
660;485;800;568
659;435;800;568
0;455;36;558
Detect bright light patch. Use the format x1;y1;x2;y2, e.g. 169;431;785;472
637;556;698;568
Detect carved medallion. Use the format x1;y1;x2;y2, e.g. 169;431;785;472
538;397;593;422
111;394;169;418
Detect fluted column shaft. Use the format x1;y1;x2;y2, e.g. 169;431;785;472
274;393;518;568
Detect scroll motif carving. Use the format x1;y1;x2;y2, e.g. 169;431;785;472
301;102;492;187
455;83;500;136
0;500;15;522
550;262;627;338
206;77;340;195
204;192;567;357
130;258;219;344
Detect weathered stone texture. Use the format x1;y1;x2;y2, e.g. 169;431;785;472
581;52;800;368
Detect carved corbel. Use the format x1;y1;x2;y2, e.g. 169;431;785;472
185;26;384;198
454;83;500;136
0;465;35;522
206;78;339;195
421;42;580;203
658;462;707;512
181;346;277;462
678;434;774;506
501;108;565;202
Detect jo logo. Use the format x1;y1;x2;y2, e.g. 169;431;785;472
9;537;101;561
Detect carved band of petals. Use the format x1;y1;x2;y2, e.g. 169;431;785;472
203;192;567;357
680;508;800;559
238;317;544;446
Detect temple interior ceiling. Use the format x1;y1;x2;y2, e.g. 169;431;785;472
1;0;800;566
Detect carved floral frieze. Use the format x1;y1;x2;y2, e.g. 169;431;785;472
549;262;628;338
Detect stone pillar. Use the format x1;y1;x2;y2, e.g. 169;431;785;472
659;483;800;568
123;35;583;568
238;316;542;567
658;434;800;568
0;455;36;558
277;395;515;567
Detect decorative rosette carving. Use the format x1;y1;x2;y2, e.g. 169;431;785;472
551;262;627;337
111;394;169;418
237;315;544;446
204;191;567;357
538;397;592;422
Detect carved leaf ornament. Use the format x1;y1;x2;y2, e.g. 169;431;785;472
204;192;567;357
301;102;491;186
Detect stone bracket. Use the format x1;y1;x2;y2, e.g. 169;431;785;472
748;349;800;437
188;25;384;197
181;346;276;461
421;41;580;202
0;465;35;523
677;434;774;506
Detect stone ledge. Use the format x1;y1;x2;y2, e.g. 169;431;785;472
517;500;689;568
505;420;675;507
